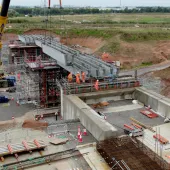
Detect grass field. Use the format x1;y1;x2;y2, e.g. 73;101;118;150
6;13;170;39
8;13;170;23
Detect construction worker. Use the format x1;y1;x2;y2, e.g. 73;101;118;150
81;72;86;83
94;80;99;91
76;72;80;84
68;72;73;83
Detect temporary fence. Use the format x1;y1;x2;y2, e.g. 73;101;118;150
47;124;68;135
61;78;140;95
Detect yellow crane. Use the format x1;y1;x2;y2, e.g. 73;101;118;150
0;0;11;66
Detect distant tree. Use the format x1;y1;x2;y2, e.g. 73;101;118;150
8;9;19;17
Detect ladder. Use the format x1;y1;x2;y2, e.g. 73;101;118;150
111;157;131;170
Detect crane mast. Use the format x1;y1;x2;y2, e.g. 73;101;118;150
0;0;11;66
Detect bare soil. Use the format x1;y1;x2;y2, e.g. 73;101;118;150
110;40;170;69
61;37;105;54
153;67;170;97
22;119;48;130
61;37;170;69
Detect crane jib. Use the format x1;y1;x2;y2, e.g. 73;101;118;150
1;0;11;17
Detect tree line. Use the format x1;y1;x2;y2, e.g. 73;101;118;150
8;7;170;17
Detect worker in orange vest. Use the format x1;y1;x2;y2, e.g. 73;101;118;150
68;72;72;83
76;72;80;84
94;80;99;90
81;72;86;83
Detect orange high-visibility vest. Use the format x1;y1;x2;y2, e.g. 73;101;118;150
68;73;72;82
76;73;80;84
82;72;86;82
94;81;99;90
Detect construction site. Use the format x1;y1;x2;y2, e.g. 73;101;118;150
1;0;170;170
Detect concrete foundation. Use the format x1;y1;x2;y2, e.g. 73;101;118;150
63;95;117;141
133;87;170;118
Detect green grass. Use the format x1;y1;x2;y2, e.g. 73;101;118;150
99;41;120;54
4;13;170;43
121;31;170;41
140;61;153;67
57;29;119;39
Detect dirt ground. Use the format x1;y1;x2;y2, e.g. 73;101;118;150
152;67;170;97
61;37;105;54
22;119;48;130
105;40;170;69
60;37;170;69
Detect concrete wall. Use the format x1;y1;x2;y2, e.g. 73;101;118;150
77;88;135;105
133;87;170;118
63;95;117;141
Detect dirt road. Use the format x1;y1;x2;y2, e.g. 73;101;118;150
120;60;170;76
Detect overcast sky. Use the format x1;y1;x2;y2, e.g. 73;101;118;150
2;0;170;7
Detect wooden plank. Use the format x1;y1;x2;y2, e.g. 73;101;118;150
130;117;155;133
50;138;68;145
0;140;46;157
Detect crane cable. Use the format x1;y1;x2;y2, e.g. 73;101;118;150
48;0;52;43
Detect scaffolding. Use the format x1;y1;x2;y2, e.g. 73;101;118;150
14;48;62;109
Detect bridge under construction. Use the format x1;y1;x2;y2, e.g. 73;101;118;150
8;34;139;108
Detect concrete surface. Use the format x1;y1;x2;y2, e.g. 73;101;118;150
0;91;35;121
120;60;170;76
133;87;170;118
99;100;165;136
0;121;96;167
78;88;135;105
63;95;117;141
78;143;110;170
101;103;143;114
138;123;170;164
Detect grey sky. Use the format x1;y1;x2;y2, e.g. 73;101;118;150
1;0;170;7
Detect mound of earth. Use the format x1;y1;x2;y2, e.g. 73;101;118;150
61;37;105;54
22;119;48;130
108;40;170;69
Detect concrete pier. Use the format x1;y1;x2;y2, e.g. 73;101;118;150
63;95;117;141
133;87;170;118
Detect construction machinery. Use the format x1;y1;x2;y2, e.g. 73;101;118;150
124;124;143;137
0;0;11;88
0;0;11;66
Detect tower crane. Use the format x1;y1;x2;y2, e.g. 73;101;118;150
48;0;62;9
